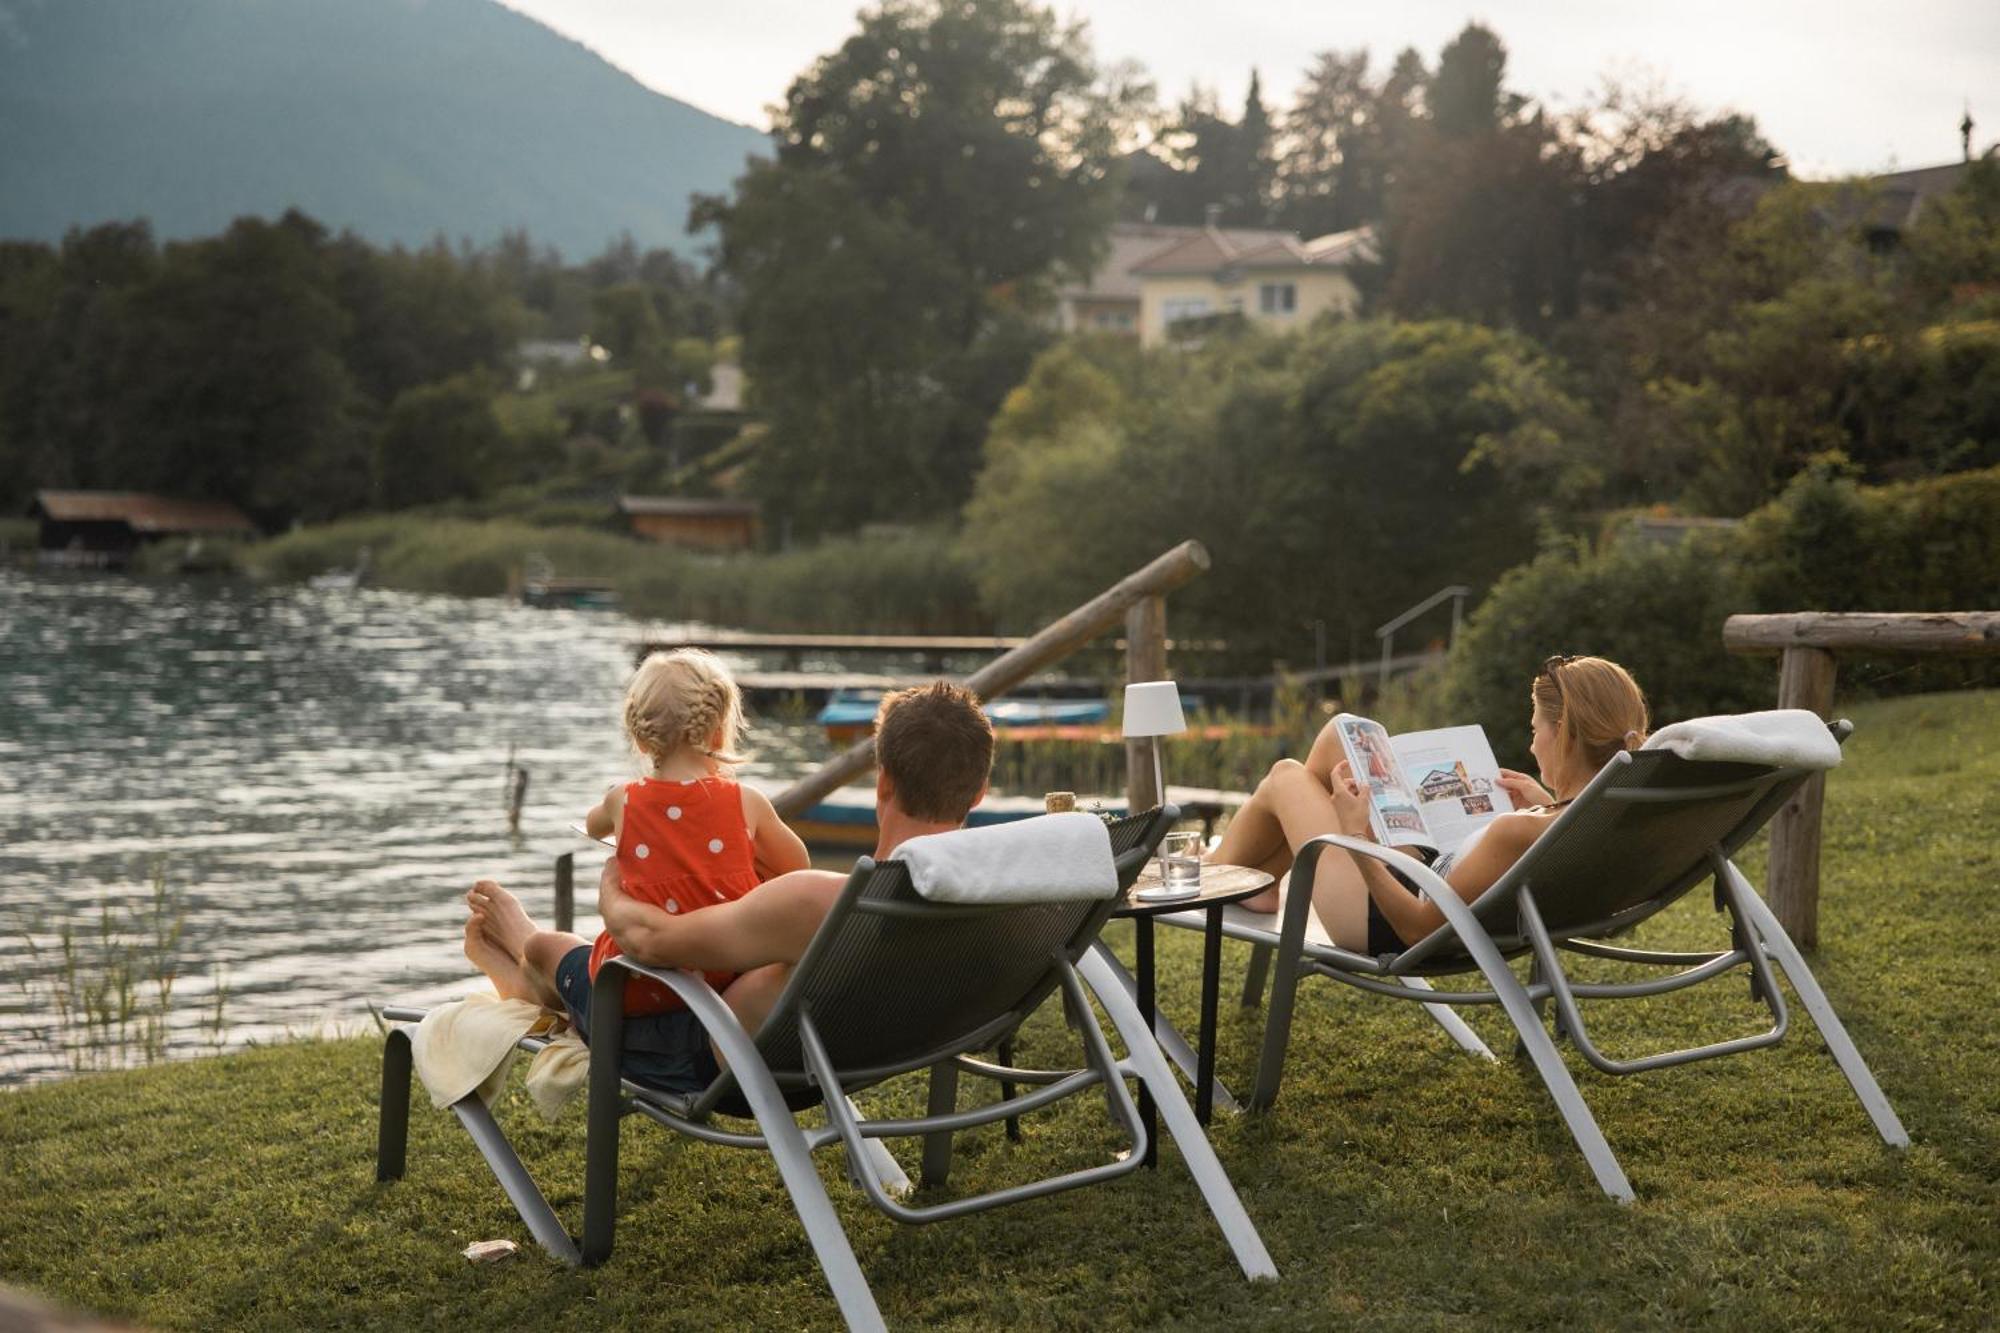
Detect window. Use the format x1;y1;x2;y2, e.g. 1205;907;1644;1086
1161;297;1211;327
1259;283;1297;315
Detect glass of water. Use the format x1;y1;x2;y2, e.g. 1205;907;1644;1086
1159;830;1203;891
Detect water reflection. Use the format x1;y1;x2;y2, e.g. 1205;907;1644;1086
0;571;828;1085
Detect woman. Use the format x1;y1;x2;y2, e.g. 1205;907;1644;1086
1214;656;1650;953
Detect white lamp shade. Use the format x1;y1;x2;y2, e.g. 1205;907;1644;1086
1122;680;1188;738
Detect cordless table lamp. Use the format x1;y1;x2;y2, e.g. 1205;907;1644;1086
1122;680;1188;810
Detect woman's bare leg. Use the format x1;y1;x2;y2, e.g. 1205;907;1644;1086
1212;762;1309;875
1302;716;1351;785
1214;760;1370;948
1215;759;1339;909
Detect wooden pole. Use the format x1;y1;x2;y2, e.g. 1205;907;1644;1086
1723;610;2000;655
770;540;1212;818
1125;595;1168;815
1766;646;1837;949
554;852;575;934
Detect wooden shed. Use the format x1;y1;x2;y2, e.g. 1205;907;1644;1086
619;496;760;551
29;490;258;567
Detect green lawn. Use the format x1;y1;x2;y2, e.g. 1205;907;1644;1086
4;692;1997;1329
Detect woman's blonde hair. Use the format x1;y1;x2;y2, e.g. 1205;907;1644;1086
623;648;746;767
1531;655;1650;772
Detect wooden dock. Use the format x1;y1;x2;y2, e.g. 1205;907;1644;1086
638;629;1225;671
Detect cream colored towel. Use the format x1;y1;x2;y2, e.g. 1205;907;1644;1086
525;1032;591;1118
410;990;594;1118
411;991;543;1109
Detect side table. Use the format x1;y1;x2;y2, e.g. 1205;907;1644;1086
1110;863;1274;1165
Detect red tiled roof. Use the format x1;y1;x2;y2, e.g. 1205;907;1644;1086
32;491;257;535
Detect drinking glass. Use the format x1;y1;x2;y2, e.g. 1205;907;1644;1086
1159;830;1202;890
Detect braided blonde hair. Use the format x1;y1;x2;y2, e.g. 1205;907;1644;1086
623;649;746;768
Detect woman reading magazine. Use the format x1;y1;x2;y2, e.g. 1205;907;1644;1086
1214;655;1650;954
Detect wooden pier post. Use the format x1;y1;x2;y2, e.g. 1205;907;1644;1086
1125;595;1168;815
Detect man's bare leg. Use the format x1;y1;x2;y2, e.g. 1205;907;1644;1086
467;879;578;1010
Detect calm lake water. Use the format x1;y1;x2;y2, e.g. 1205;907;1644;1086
0;571;836;1086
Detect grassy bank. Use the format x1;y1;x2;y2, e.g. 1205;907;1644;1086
4;691;1997;1329
241;514;990;634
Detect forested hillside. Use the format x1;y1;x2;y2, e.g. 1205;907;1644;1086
0;0;767;258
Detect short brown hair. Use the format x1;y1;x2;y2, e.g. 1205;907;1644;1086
874;681;994;823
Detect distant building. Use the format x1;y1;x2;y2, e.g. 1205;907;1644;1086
1853;156;1991;251
1132;224;1375;348
619;496;760;551
28;490;257;567
1055;222;1276;335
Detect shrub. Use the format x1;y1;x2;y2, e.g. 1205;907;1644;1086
1440;534;1767;764
1440;463;2000;759
243;516;989;633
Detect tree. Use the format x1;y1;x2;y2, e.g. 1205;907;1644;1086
1428;23;1511;137
961;318;1577;663
373;373;509;511
114;212;367;521
693;0;1136;538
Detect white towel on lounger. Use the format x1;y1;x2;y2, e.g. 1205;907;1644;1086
1641;709;1842;770
890;812;1120;904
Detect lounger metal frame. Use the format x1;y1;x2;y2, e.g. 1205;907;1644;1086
1161;721;1908;1202
375;807;1276;1332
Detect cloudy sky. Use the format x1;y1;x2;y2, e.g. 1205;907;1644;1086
497;0;1997;178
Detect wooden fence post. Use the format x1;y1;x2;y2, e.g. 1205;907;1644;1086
1125;595;1167;815
1765;646;1837;948
554;852;575;934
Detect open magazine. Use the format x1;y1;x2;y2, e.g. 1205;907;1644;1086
1331;713;1514;864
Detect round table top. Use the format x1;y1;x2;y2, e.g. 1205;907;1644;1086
1116;862;1275;917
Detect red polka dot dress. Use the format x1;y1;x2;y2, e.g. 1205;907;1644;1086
589;776;761;1016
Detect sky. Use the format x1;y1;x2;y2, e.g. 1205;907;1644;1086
495;0;1999;179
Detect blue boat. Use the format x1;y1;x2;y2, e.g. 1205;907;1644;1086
817;690;1109;742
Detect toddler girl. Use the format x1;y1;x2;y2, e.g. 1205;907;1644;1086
579;648;809;1015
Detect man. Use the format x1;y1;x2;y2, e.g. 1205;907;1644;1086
462;680;996;1092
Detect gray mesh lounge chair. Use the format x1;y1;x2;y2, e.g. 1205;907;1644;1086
1157;720;1908;1202
375;808;1276;1331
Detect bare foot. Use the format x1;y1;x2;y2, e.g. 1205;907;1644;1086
463;915;541;1005
467;879;539;958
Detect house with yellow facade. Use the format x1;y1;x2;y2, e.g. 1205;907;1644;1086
1131;223;1374;346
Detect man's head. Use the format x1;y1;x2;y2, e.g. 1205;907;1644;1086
873;681;994;824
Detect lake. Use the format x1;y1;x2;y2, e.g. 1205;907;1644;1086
0;571;839;1086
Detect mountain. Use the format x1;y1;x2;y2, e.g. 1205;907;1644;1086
0;0;770;259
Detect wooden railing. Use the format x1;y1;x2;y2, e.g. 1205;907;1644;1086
771;539;1213;819
1722;610;2000;948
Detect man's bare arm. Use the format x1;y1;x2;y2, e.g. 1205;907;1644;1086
599;861;845;973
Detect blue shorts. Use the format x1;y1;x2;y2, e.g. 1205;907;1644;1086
553;945;721;1095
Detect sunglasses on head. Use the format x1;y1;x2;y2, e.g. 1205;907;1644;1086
1540;654;1583;689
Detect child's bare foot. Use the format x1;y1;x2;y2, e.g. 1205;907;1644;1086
467;879;539;958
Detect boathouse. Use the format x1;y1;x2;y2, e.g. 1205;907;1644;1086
619;496;760;551
28;490;258;567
